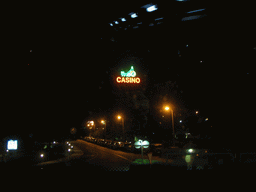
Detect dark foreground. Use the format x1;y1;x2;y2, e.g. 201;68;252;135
1;139;256;172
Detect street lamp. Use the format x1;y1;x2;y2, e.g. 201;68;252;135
117;115;124;141
101;120;106;138
164;106;175;146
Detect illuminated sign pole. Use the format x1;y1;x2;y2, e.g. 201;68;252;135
134;140;150;163
116;66;141;83
5;139;18;162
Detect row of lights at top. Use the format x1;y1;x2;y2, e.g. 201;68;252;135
109;4;158;26
109;4;206;27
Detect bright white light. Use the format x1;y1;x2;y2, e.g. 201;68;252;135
109;23;113;26
134;140;150;149
180;120;182;123
146;5;158;12
40;154;44;158
115;21;119;24
188;148;194;153
141;140;149;146
7;140;17;150
68;149;71;152
121;18;126;22
131;13;138;18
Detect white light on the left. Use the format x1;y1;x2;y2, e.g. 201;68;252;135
188;148;194;153
131;13;138;18
146;5;158;12
40;154;44;158
7;140;17;150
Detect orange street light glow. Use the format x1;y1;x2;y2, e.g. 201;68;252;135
165;106;170;111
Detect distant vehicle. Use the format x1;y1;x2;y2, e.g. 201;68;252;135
98;139;105;146
123;141;134;152
91;138;97;143
105;140;113;148
110;141;119;149
116;141;125;149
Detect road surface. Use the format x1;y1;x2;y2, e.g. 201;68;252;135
37;139;162;171
35;139;212;171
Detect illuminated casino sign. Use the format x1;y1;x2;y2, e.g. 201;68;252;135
116;66;140;83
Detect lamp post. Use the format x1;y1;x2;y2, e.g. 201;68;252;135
118;115;124;141
165;106;175;146
101;120;106;138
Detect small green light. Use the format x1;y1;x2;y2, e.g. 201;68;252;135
121;66;136;77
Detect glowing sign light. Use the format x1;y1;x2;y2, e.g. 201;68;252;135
116;77;140;83
134;140;150;149
7;140;18;150
121;66;136;77
117;66;140;84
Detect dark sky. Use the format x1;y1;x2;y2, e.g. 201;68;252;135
3;1;255;142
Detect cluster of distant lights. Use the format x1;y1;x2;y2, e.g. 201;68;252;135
108;2;206;29
109;4;158;27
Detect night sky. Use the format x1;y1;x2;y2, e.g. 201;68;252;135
3;1;255;146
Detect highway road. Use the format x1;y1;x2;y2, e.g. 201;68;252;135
37;139;159;171
35;140;213;171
